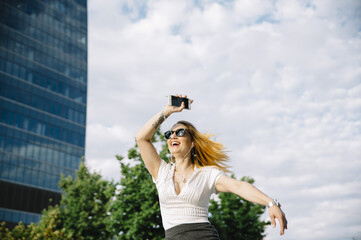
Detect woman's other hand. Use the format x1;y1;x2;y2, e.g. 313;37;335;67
269;205;288;235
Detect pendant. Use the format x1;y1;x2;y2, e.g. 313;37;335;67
183;178;186;183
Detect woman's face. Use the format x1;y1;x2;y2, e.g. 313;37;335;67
167;124;193;156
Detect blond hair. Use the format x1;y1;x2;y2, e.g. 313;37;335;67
172;121;230;172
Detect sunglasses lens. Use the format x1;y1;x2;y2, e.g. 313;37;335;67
176;129;186;137
164;131;172;139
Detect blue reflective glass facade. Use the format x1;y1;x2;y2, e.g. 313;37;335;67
0;0;87;226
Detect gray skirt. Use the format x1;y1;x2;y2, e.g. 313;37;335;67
165;222;221;240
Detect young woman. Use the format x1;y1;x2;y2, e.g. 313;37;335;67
135;95;287;239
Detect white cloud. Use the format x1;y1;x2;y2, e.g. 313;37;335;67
87;0;361;239
85;157;122;180
234;0;274;21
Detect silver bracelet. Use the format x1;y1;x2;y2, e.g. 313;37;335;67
267;199;281;208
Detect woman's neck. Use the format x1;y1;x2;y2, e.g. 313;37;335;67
173;144;193;171
174;156;192;172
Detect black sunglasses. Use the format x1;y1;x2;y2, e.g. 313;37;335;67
164;128;189;139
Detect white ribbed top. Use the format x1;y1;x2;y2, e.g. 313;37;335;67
153;160;225;230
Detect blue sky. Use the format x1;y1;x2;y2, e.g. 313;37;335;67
86;0;361;239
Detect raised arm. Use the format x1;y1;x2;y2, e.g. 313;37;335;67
135;95;191;180
216;175;288;235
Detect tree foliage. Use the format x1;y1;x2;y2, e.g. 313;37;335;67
0;162;116;240
1;129;269;239
56;162;116;239
109;130;165;239
0;221;32;240
209;176;270;240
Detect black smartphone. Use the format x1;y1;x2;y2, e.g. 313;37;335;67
168;95;191;110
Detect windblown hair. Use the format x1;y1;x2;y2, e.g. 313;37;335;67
172;120;230;172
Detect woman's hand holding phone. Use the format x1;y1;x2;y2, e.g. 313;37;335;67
164;95;193;116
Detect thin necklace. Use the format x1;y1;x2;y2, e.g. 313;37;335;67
180;165;193;183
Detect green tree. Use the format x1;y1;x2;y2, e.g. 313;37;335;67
0;162;116;240
55;162;116;239
29;205;66;239
0;221;32;240
109;129;166;240
209;176;270;240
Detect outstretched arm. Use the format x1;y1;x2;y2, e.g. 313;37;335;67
216;175;288;235
135;95;191;180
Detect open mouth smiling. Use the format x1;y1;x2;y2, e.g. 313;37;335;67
171;141;180;147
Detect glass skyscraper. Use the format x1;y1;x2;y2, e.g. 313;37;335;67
0;0;87;227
